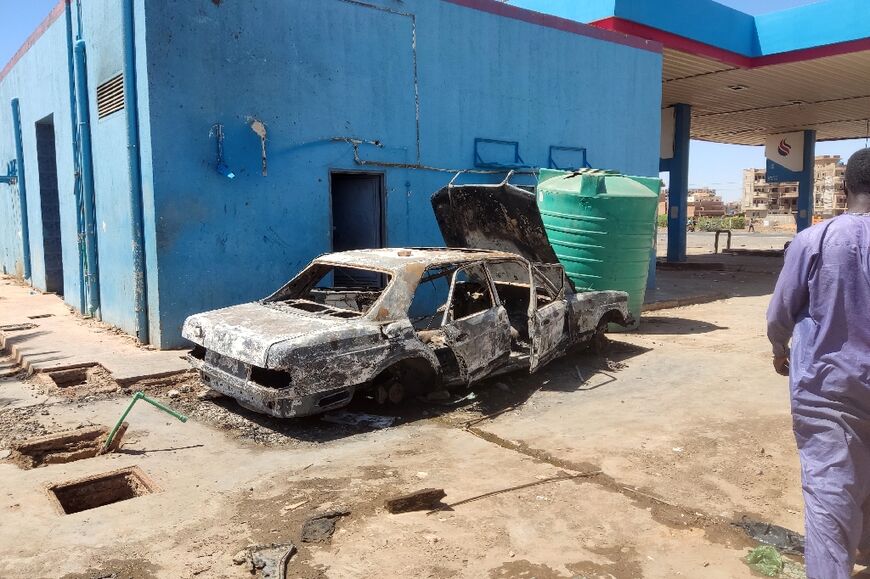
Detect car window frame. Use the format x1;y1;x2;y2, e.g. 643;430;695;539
441;261;498;326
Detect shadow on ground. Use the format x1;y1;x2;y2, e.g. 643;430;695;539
635;316;728;335
193;338;651;445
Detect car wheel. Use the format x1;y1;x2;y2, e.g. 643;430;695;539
591;320;610;355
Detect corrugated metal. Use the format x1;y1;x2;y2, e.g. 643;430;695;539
662;48;735;81
661;49;870;144
96;73;124;119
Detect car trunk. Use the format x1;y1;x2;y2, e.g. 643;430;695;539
185;302;340;367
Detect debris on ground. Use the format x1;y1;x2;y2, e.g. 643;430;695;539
300;510;350;543
423;391;477;407
744;546;784;576
734;518;805;554
385;488;447;514
231;542;296;578
321;411;395;429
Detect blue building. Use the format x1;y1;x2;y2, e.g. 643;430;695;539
0;0;662;348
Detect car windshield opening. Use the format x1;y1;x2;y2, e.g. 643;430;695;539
265;264;391;318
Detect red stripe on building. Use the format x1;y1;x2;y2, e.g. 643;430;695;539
441;0;662;54
591;16;870;69
0;0;66;84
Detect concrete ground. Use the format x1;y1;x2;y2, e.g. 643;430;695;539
0;253;841;578
0;278;189;382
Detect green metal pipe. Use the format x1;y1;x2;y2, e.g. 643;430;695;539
102;391;187;451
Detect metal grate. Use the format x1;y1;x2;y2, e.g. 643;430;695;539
96;73;124;119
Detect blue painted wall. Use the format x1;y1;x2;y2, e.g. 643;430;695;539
0;9;78;298
142;0;662;347
0;2;146;338
76;0;139;333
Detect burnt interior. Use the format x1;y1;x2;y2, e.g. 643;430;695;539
411;260;559;373
264;263;390;318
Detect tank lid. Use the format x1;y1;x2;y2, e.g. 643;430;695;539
537;168;660;197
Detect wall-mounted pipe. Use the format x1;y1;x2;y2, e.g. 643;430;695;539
122;0;149;344
74;39;100;317
11;98;32;280
65;0;87;314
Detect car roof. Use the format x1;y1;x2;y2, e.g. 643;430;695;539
314;247;526;273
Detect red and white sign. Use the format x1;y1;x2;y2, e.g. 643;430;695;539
765;131;804;172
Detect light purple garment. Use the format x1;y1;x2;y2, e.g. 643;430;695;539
767;214;870;579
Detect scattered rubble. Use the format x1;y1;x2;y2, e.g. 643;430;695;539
232;542;296;578
300;510;350;543
734;518;805;555
321;410;396;430
385;488;447;514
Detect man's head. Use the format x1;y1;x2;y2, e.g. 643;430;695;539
845;148;870;202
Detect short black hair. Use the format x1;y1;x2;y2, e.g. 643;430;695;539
845;148;870;195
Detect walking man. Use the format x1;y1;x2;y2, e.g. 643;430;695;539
767;148;870;578
748;217;755;233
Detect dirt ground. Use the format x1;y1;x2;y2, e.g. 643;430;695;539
0;256;824;578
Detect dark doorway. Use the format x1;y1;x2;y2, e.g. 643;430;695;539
330;172;385;287
35;115;63;296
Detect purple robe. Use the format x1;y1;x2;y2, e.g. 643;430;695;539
767;214;870;579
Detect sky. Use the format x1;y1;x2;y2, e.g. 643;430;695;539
1;0;864;203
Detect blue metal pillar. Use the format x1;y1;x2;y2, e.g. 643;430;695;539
796;130;816;232
666;103;690;262
74;39;101;317
65;0;87;314
11;98;32;280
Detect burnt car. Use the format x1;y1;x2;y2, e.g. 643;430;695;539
183;182;631;417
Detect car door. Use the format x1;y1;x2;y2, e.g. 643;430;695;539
441;263;511;383
529;264;568;372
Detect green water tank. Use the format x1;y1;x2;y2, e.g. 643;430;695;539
536;168;660;328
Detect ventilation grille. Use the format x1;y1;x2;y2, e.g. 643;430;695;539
96;73;124;119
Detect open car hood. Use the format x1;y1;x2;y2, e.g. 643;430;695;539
431;182;559;265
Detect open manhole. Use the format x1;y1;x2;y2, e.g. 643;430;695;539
48;466;158;515
39;363;117;392
8;423;127;469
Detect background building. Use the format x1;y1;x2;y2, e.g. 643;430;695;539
687;188;725;217
742;155;847;220
0;0;661;348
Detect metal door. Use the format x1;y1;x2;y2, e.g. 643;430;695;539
330;172;384;287
441;265;511;383
529;266;567;372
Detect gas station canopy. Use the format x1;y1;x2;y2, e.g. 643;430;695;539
513;0;870;145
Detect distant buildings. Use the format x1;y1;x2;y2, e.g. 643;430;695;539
742;155;847;220
658;187;726;219
687;188;726;217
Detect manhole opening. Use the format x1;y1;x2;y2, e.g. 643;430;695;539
44;363;114;390
9;423;127;469
49;466;158;514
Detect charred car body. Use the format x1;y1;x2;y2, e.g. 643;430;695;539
183;182;631;417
